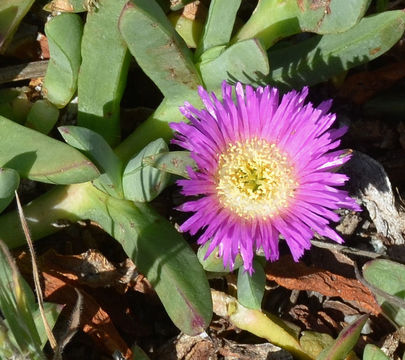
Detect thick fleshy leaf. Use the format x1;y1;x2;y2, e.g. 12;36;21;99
59;126;123;198
131;344;151;360
143;150;196;179
237;260;265;310
0;168;19;213
106;200;212;336
363;259;405;326
0;88;31;124
233;0;371;49
0;241;45;359
0;0;35;52
0;89;19;121
195;0;241;57
363;344;390;360
0;182;213;336
197;240;243;273
25;100;59;134
32;303;62;347
119;0;202;100
298;0;371;34
122;138;170;202
299;331;334;359
115;95;202;162
317;314;368;360
168;9;205;48
43;13;83;108
78;0;129;146
269;11;405;89
73;183;212;336
198;39;269;91
0;116;99;184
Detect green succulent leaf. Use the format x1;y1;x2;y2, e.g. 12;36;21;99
0;0;35;53
298;0;371;34
197;240;243;273
363;259;405;326
269;10;405;90
363;344;390;360
0;168;19;214
119;0;202;100
122;138;170;202
198;39;269;91
143;150;196;179
78;0;129;146
300;331;334;359
0;181;213;336
237;259;265;310
0;116;99;184
43;13;83;108
168;6;205;48
195;0;241;58
0;89;31;124
115;95;202;162
131;344;151;360
317;314;368;360
0;241;46;359
233;0;371;49
68;183;213;335
32;303;62;347
59;126;123;198
25;100;59;134
0;89;19;121
107;200;212;336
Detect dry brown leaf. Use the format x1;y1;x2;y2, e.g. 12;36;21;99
265;257;381;315
17;251;132;359
43;272;132;359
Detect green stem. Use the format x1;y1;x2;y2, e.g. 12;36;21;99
0;184;88;248
114;111;173;162
115;96;198;162
212;289;313;360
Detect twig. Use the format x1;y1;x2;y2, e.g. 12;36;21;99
311;239;382;259
14;191;58;351
0;60;48;84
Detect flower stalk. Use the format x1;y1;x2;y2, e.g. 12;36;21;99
212;289;313;360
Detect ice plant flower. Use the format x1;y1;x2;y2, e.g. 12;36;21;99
170;82;360;273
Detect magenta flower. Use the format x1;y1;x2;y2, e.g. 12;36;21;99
170;82;360;273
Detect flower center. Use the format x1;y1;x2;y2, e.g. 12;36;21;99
215;138;298;220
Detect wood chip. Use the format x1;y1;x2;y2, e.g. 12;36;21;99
0;60;48;84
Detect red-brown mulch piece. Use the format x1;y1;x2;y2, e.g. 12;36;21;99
338;61;405;104
265;256;381;315
43;272;132;359
16;251;132;359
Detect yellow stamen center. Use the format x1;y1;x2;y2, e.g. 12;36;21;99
215;138;298;220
